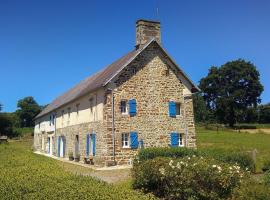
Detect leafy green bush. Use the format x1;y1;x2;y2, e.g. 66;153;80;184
262;159;270;172
133;156;246;200
137;147;198;161
137;147;255;172
264;170;270;185
231;179;270;200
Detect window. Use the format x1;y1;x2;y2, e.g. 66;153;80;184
120;100;128;114
76;104;80;116
178;133;184;147
49;115;52;126
67;107;71;119
38;122;41;129
131;67;136;75
176;103;181;116
89;98;93;113
122;133;129;148
52;114;55;125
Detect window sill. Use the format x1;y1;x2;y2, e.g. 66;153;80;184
121;147;131;150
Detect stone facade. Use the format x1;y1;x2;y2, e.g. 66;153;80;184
34;19;197;167
104;42;196;165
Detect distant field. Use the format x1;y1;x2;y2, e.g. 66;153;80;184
0;140;154;200
196;126;270;172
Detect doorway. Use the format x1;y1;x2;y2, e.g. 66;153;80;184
75;135;79;156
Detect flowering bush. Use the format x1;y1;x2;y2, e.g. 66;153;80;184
137;147;255;172
133;156;247;200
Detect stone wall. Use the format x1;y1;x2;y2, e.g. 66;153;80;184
54;121;107;166
105;41;196;165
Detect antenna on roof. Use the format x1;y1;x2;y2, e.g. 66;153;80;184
156;0;160;21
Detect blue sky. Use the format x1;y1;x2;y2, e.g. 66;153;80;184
0;0;269;112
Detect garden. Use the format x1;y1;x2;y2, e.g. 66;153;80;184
1;126;270;200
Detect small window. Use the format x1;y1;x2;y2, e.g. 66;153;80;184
176;103;181;116
122;133;129;148
120;100;128;114
165;68;170;76
131;67;136;75
89;98;93;113
178;133;184;147
49;115;52;126
52;114;55;125
76;104;80;116
67;107;71;119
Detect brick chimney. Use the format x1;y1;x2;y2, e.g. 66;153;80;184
136;19;161;48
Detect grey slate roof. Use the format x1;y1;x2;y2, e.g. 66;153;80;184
35;39;199;119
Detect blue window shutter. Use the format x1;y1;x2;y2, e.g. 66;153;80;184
57;136;60;157
92;133;96;156
130;132;138;149
169;101;176;117
86;134;90;157
129;99;137;116
170;132;179;147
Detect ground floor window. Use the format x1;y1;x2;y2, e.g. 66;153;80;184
178;133;184;147
122;133;129;148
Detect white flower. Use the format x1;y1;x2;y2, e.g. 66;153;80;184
159;167;165;175
192;155;196;158
245;167;249;171
212;165;217;168
176;162;181;169
187;157;191;160
169;160;174;166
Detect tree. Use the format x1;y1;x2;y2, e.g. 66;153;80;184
0;103;2;112
258;103;270;123
0;113;13;136
193;93;210;123
16;96;41;127
199;59;264;127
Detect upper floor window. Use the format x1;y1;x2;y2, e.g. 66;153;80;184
49;115;52;126
89;98;93;113
67;107;71;119
120;100;128;114
176;103;181;116
76;103;80;116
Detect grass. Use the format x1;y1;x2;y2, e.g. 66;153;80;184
196;126;270;172
0;140;155;200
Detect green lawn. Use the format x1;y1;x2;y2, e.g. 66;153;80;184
0;140;155;200
196;126;270;172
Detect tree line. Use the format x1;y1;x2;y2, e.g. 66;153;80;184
193;59;269;126
0;97;43;137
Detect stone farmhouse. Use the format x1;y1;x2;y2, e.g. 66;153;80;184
34;19;199;166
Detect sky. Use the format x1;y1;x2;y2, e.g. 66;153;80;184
0;0;269;112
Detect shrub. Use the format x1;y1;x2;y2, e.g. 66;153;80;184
133;156;246;200
231;179;270;200
262;159;270;172
137;147;255;172
264;170;270;185
137;147;198;161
